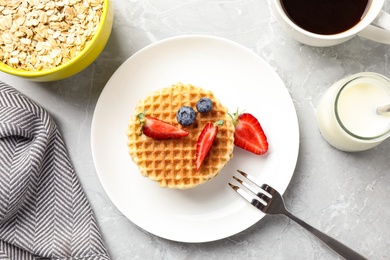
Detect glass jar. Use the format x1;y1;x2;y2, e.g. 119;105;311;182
316;72;390;152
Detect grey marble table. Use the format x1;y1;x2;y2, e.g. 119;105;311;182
1;0;390;259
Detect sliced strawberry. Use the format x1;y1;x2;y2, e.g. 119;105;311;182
195;120;224;170
231;111;268;155
138;112;189;140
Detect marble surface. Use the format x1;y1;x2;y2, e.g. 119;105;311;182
1;0;390;259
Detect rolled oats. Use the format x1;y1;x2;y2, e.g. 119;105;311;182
0;0;104;71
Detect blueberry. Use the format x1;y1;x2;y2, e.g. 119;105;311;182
176;106;196;126
196;97;213;113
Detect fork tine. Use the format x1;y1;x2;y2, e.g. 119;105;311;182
228;183;253;202
237;170;272;198
260;184;274;194
228;182;267;211
232;176;270;204
237;170;265;190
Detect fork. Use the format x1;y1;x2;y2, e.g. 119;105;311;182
229;170;367;260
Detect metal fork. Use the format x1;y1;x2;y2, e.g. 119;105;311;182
229;170;367;260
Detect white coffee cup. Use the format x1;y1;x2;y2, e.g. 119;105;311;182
271;0;390;47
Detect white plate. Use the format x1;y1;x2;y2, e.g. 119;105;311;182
91;35;299;243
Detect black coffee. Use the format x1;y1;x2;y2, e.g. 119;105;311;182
281;0;370;35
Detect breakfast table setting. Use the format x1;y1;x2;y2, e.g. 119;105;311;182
1;0;390;259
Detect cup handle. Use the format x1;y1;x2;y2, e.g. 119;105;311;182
358;10;390;44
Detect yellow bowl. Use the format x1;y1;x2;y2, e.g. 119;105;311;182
0;0;114;82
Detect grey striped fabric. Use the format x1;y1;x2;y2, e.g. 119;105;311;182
0;82;110;260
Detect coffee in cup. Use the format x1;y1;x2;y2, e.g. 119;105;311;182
281;0;370;35
271;0;390;46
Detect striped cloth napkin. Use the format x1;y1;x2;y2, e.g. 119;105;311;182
0;82;110;260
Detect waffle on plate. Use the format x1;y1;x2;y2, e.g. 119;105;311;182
127;82;235;189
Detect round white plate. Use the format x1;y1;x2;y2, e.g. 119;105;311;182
91;35;299;243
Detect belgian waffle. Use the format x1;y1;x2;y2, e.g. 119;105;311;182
126;82;235;189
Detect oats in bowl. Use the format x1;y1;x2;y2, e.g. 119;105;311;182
0;0;112;81
0;0;104;71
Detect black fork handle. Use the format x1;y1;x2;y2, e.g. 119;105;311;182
284;211;367;260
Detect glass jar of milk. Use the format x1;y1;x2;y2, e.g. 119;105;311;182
316;72;390;152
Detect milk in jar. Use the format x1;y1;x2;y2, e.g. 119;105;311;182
316;72;390;152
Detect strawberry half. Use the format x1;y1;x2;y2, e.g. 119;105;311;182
138;112;189;140
231;111;268;155
195;120;224;170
